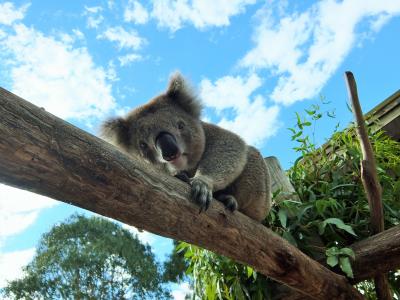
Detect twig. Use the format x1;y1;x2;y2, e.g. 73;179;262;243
344;71;392;300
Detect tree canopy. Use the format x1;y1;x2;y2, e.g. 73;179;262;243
2;214;170;300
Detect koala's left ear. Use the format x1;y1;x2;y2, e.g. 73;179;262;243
166;72;202;118
100;117;131;149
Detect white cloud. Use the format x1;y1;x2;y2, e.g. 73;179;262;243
108;1;115;10
241;0;400;105
0;248;36;288
106;61;119;82
72;29;85;40
151;0;256;31
0;29;6;39
1;24;117;120
84;5;104;29
121;224;157;246
0;2;29;26
200;74;280;146
124;1;150;24
201;73;262;111
0;184;58;246
84;6;103;14
370;13;393;32
0;186;50;290
171;282;192;300
218;97;280;146
118;53;143;66
58;29;86;44
87;15;104;29
102;215;157;246
98;26;145;50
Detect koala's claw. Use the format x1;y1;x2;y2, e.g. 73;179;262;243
190;178;213;213
174;171;191;184
216;194;238;212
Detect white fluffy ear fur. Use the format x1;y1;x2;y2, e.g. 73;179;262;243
100;117;131;149
166;72;202;118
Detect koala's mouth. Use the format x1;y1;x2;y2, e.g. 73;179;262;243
168;153;188;170
167;151;181;161
155;132;182;164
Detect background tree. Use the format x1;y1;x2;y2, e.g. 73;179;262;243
163;240;188;283
2;214;170;300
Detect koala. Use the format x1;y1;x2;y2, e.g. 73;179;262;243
101;73;271;222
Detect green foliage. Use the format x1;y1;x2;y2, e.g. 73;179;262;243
178;242;273;300
1;214;170;300
165;101;400;299
325;247;355;278
163;240;189;283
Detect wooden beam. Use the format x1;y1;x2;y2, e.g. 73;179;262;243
0;87;364;299
345;71;392;300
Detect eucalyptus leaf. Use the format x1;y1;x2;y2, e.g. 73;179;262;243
339;248;356;260
278;209;288;228
246;266;253;278
339;257;354;278
320;218;357;236
327;256;338;267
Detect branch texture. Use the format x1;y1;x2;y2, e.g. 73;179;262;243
0;87;364;299
345;71;392;300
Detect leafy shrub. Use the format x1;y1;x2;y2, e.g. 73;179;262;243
172;103;400;299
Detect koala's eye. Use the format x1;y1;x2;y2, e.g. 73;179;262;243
177;121;185;130
139;142;147;150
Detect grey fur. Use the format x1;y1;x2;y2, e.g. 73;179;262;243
100;73;271;222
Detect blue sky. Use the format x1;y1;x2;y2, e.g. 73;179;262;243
0;0;399;298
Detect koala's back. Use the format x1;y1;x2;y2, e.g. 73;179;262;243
233;146;271;221
199;122;271;222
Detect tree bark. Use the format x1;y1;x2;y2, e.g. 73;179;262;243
350;224;400;283
275;224;400;299
345;71;392;300
264;156;298;202
0;88;365;299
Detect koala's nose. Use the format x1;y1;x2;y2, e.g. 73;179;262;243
155;132;181;161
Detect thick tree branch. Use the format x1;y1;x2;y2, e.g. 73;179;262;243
0;88;364;299
350;224;400;283
275;224;400;300
345;71;392;300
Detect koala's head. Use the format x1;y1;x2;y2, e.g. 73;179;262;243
101;73;205;173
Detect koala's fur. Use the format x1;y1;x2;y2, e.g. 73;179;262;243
101;73;271;222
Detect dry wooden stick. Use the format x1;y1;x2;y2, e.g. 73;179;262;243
344;71;392;300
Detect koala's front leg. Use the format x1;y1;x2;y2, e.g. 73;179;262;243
190;175;213;212
215;194;238;212
189;123;248;213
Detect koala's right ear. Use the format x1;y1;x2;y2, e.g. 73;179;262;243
100;117;131;148
166;72;202;118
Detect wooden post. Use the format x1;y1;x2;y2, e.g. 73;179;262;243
0;87;365;300
344;71;392;300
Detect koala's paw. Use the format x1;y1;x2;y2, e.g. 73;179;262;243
174;171;191;184
190;177;213;213
216;194;238;212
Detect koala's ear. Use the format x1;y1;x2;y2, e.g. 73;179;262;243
100;117;131;148
166;72;202;118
